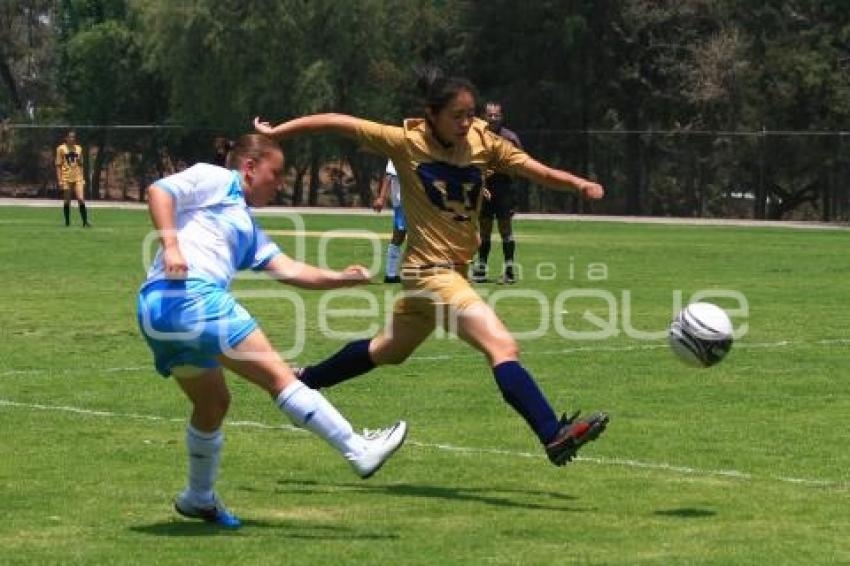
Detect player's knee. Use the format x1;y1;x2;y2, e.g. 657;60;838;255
210;391;231;421
370;334;415;366
489;338;519;363
191;393;230;430
378;348;413;365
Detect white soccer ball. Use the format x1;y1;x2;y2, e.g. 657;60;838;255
668;302;733;368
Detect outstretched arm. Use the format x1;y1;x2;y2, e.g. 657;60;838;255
254;114;361;141
256;114;407;164
518;158;604;200
264;254;371;290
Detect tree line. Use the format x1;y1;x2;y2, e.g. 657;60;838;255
1;0;849;219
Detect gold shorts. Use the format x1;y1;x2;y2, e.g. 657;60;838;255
60;179;85;191
393;266;485;332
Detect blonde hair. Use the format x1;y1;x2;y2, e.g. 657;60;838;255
228;134;281;169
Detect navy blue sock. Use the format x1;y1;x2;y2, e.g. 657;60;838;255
300;339;375;390
493;361;560;444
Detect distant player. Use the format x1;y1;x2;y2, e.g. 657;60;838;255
137;134;407;529
55;130;90;227
255;67;609;467
372;159;407;283
473;102;522;284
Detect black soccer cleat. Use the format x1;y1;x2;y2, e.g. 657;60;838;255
471;265;488;283
498;270;517;285
384;275;401;284
545;410;609;466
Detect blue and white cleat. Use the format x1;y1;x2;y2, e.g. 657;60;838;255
174;491;242;529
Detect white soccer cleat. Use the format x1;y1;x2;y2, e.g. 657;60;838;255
347;421;408;479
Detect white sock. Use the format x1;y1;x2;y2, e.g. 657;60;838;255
275;381;365;457
185;424;223;504
386;244;402;277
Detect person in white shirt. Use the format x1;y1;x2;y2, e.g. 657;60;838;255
137;134;407;529
372;160;407;283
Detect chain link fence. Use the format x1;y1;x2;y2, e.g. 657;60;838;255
2;123;848;220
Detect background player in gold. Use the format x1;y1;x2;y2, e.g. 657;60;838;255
254;68;608;466
55;130;90;227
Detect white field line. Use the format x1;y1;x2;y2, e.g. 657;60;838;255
0;398;844;491
408;337;850;361
265;229;392;240
2;198;849;230
103;366;149;373
1;338;848;377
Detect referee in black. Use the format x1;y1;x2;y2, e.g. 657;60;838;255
473;101;523;284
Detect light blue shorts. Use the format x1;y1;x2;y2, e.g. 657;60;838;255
137;278;257;377
393;206;407;232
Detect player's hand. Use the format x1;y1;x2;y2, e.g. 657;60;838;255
163;246;189;279
338;265;371;286
253;117;275;136
482;188;492;201
372;198;384;213
577;180;604;200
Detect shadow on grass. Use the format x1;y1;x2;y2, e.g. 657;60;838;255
274;479;585;512
130;518;398;540
654;507;716;518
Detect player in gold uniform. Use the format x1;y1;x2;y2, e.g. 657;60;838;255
55;130;90;227
254;69;609;466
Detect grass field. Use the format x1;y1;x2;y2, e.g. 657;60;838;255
1;205;848;565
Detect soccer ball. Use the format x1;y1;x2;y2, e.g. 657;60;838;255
668;302;733;367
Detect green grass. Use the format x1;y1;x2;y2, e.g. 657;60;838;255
0;205;848;565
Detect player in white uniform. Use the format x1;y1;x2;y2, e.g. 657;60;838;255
372;160;407;283
137;134;407;529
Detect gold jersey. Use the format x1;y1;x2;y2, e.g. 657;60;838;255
354;117;529;268
56;143;84;183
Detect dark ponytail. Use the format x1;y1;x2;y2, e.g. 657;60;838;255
415;64;478;114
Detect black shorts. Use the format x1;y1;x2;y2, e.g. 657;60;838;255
480;187;514;220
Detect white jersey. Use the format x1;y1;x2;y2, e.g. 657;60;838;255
385;159;402;208
144;163;281;289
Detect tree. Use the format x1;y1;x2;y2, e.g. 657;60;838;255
0;1;59;119
728;1;850;219
59;0;166;199
137;0;461;206
457;0;594;212
6;0;848;218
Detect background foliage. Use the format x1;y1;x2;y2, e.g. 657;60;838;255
1;0;849;219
